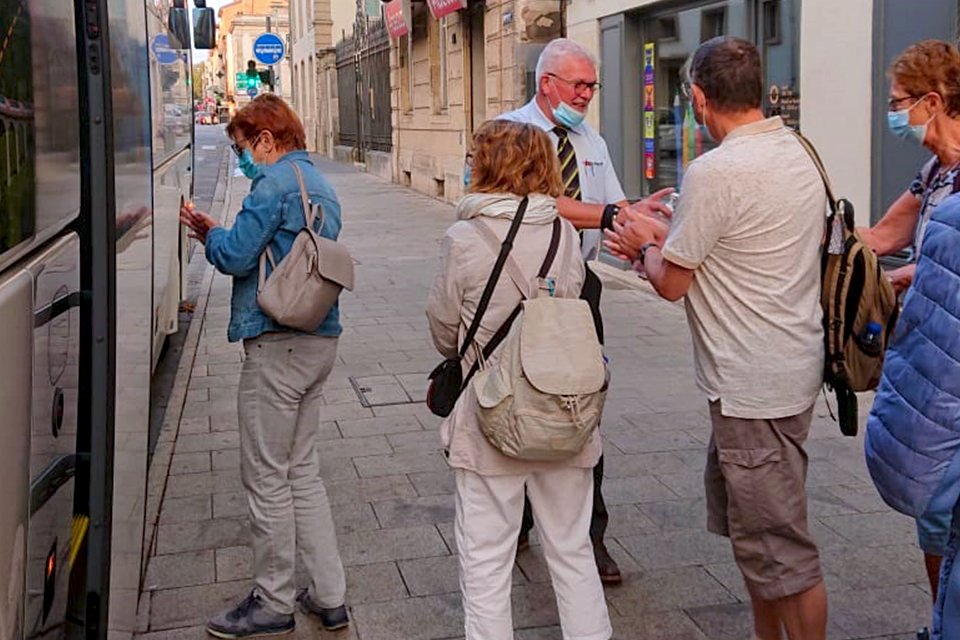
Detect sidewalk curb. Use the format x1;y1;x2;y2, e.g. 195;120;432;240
139;149;235;619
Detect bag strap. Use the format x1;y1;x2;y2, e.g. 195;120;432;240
792;131;838;212
461;217;562;387
458;197;529;359
257;161;324;292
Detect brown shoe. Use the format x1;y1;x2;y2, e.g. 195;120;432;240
594;542;622;585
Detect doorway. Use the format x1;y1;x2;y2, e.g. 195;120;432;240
467;2;486;134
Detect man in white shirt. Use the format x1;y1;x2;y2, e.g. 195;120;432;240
498;38;672;585
605;37;828;640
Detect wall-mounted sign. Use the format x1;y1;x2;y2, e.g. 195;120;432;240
384;0;410;39
151;34;179;65
769;84;800;130
252;33;285;66
643;43;656;181
426;0;466;20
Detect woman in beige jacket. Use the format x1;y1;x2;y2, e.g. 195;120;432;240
426;121;612;640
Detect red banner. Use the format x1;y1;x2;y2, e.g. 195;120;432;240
426;0;465;19
384;0;409;39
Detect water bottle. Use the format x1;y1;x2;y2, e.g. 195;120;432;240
859;321;883;355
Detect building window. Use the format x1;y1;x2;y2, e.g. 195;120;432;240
701;7;727;41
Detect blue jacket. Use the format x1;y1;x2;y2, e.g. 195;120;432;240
865;194;960;519
205;151;343;342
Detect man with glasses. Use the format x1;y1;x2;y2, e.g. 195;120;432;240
497;37;673;585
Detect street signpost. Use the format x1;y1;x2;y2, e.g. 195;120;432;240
252;33;285;66
247;86;258;98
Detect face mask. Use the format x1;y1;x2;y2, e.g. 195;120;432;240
238;148;262;180
888;96;932;144
462;163;472;188
548;77;586;129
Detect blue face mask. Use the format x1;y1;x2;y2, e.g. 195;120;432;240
462;163;472;188
548;77;587;129
238;149;262;180
888;96;931;144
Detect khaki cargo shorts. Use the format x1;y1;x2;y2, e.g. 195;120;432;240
704;401;822;601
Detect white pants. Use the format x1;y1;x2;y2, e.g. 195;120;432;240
454;467;612;640
239;333;346;615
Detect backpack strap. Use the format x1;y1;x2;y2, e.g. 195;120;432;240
462;218;562;387
258;161;324;293
792;131;838;211
458;197;529;360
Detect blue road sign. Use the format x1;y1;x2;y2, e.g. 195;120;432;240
247;86;259;98
151;34;179;65
253;33;285;65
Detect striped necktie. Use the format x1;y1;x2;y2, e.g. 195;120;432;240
554;126;582;201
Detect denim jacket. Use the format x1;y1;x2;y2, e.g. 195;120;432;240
205;151;343;342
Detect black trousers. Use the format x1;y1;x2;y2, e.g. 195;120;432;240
520;265;608;544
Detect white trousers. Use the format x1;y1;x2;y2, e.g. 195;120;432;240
238;333;346;615
454;467;612;640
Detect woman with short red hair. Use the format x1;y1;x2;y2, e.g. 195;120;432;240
180;94;349;638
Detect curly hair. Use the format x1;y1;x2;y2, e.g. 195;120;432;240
226;94;306;151
890;40;960;116
468;121;562;198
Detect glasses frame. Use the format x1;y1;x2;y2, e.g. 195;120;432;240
546;73;602;96
888;94;917;111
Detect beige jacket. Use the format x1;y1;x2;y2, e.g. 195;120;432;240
426;193;601;475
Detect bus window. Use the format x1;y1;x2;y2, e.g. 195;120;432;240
0;1;35;255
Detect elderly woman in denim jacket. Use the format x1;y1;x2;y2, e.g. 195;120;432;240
180;94;349;639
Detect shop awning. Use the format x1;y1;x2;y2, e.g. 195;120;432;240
384;0;410;38
426;0;466;20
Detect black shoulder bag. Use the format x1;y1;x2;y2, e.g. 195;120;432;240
426;198;561;417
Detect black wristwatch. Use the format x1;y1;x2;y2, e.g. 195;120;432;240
638;242;659;265
601;204;620;231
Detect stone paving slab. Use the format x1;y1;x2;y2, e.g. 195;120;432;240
136;160;933;639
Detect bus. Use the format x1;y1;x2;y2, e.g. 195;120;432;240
0;1;214;637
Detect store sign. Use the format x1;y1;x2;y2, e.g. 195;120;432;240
384;0;410;38
769;84;800;130
427;0;466;20
642;43;656;181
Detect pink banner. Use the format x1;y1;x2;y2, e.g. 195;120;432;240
426;0;465;20
384;0;409;39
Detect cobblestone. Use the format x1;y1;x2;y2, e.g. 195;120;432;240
136;159;932;639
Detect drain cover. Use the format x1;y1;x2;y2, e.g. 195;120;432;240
349;374;423;407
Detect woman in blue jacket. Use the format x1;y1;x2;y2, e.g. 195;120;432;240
180;94;349;639
865;191;960;638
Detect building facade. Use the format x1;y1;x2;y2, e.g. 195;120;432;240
218;0;293;108
375;0;565;202
289;0;354;155
566;0;960;224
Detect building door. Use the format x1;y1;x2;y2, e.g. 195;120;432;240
468;2;486;133
631;0;800;195
871;0;959;221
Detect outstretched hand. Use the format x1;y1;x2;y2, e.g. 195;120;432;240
179;200;220;244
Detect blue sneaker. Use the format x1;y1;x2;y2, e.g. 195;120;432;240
206;591;294;638
296;588;349;631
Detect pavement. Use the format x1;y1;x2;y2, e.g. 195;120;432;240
135;155;931;640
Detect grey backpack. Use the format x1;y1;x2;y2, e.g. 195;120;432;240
257;162;354;332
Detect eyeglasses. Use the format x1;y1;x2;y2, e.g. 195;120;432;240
230;132;263;157
681;81;693;100
546;73;601;95
888;95;917;110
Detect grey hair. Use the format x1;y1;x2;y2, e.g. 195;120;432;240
535;38;599;85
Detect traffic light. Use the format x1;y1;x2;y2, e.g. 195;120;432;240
245;60;259;90
258;69;273;88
